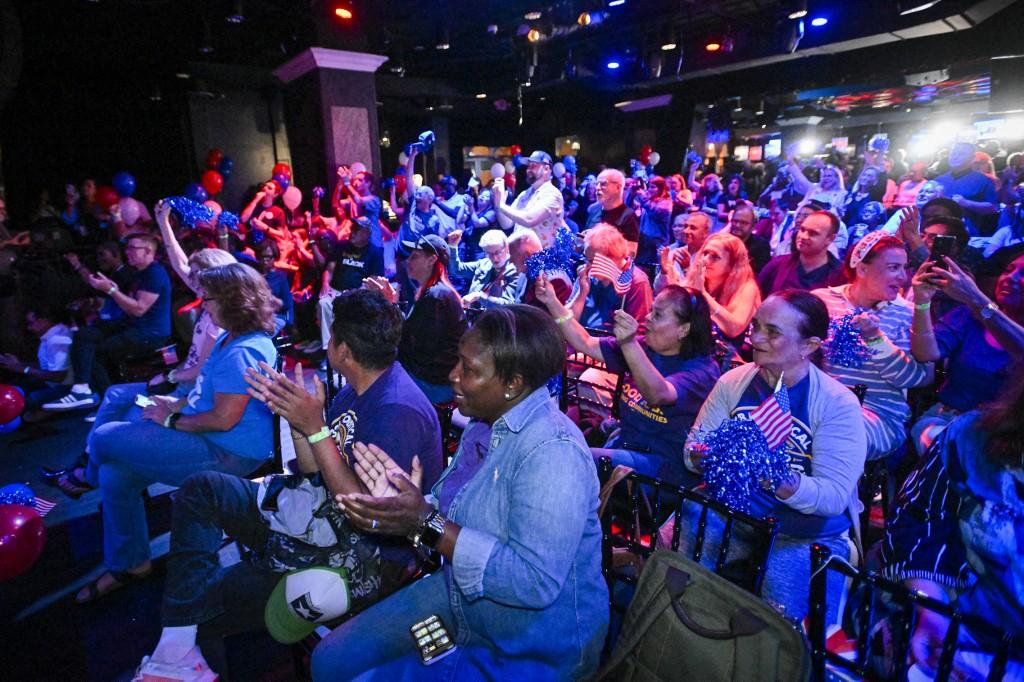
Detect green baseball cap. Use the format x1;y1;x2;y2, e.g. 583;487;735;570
265;566;351;644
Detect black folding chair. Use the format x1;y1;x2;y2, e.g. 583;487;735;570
808;544;1020;682
597;456;779;600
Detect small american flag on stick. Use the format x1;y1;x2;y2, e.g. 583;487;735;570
749;374;792;450
590;253;634;296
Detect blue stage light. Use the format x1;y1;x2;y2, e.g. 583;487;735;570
810;16;828;26
608;0;626;7
607;60;621;69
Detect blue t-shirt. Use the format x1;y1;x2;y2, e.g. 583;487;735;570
264;269;294;325
935;305;1012;412
129;262;171;338
934;169;998;235
733;373;850;539
183;331;277;460
327;362;443;496
361;195;384;247
398;209;440;256
579;268;652;332
599;337;719;483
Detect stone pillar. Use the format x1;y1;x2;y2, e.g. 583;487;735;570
274;48;387;190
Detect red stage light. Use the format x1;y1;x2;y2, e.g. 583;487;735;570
334;5;353;20
705;41;721;52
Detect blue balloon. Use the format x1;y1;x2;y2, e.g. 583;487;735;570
0;416;21;434
272;173;290;191
0;483;33;507
112;171;136;198
562;156;577;176
218;156;234;179
184;183;208;203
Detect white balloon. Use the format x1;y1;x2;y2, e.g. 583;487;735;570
350;162;367;175
552;162;566;178
118;197;141;226
648;151;661;167
491;163;506;179
412;173;423;189
398;151;409;165
504;161;516;174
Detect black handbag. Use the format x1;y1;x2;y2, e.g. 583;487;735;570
598;550;811;681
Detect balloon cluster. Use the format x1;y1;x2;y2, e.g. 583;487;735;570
693;419;791;512
184;148;234;203
823;314;873;369
0;385;24;434
95;172;148;226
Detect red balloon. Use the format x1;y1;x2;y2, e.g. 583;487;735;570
641;145;653;155
205;148;224;170
394;175;407;196
95;185;120;210
201;170;224;197
509;145;522;156
0;385;24;425
272;163;292;179
0;505;46;581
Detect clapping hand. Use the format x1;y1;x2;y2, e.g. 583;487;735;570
335;442;431;536
87;271;115;293
244;361;326;437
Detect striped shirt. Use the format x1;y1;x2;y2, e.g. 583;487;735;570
812;286;931;454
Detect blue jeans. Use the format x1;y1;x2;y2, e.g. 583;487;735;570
89;416;262;571
592;447;696;488
312;570;462;681
159;472;283;676
71;320;167;394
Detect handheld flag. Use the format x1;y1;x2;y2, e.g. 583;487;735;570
590;253;634;296
748;374;792;450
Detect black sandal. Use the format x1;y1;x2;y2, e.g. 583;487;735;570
44;468;94;500
75;568;152;604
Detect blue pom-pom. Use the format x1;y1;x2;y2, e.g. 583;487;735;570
823;313;873;368
526;227;581;279
218;211;240;232
696;419;791;512
0;483;34;507
165;196;215;228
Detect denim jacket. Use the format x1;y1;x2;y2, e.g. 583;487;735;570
430;386;609;679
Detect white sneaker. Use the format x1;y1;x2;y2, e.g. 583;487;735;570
83;410;99;423
132;646;218;682
42;391;99;411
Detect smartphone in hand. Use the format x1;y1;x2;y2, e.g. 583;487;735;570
928;234;957;264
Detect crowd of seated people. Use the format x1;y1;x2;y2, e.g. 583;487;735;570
1;133;1023;680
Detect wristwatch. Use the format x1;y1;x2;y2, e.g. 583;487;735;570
410;509;447;551
978;301;999;320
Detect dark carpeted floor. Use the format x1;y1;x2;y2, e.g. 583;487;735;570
0;412;297;681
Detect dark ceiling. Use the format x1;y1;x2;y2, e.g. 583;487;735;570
10;0;1020;105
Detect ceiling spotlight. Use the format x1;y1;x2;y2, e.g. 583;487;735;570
705;40;721;52
661;41;677;51
788;0;808;19
899;1;941;15
149;85;163;102
810;16;828;26
476;93;487;99
436;41;450;50
578;11;591;25
436;25;451;50
661;26;677;51
608;0;626;6
175;72;191;79
607;60;621;69
524;11;542;20
333;2;354;21
486;24;498;35
527;28;541;42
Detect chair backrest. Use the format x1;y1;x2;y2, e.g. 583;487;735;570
247;353;286;480
598;456;779;599
808;544;1020;682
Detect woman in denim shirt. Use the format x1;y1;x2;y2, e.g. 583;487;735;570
321;305;608;680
